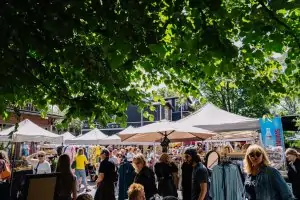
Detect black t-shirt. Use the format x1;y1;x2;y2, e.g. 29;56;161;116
134;166;157;200
245;175;257;200
191;162;208;200
154;162;178;179
99;158;116;183
182;162;193;192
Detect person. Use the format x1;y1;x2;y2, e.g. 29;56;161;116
133;153;157;200
286;148;300;199
94;148;116;200
154;153;178;197
244;144;293;200
76;193;93;200
128;183;146;200
127;147;135;162
0;151;10;178
118;156;136;200
26;151;51;174
75;148;90;192
184;148;208;200
109;150;118;166
54;154;77;200
181;153;193;200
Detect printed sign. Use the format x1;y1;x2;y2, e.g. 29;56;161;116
259;117;285;148
259;117;285;170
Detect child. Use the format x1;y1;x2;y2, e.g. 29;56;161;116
76;193;93;200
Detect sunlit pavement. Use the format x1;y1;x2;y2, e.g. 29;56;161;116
79;181;182;199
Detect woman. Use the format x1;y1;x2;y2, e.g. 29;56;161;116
286;148;300;199
133;153;157;200
55;154;77;200
154;153;178;197
181;154;193;200
75;148;90;192
128;183;146;200
26;151;51;174
0;151;10;178
244;144;293;200
94;148;116;200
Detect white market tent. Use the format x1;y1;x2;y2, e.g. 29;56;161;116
0;119;63;143
204;131;259;142
101;133;159;145
120;120;216;143
178;103;260;132
62;132;75;141
65;128;107;145
177;103;260;141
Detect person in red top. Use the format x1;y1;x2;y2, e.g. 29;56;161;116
0;151;10;180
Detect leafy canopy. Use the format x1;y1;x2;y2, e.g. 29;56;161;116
0;0;299;125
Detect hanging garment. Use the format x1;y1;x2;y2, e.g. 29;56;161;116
155;162;178;197
210;163;244;200
118;159;136;200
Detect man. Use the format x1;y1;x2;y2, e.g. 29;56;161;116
184;148;209;200
181;154;193;200
95;148;116;200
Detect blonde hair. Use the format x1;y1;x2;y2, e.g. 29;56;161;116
38;151;46;156
286;148;300;158
243;144;270;175
159;153;170;164
132;153;147;172
128;183;145;200
76;193;93;200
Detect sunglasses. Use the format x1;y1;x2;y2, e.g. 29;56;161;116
249;152;262;158
38;155;45;158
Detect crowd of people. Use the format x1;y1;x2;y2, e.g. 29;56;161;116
0;144;300;200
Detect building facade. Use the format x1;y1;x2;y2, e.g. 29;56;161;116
0;104;63;131
81;97;194;135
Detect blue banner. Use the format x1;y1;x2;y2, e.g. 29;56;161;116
259;117;285;148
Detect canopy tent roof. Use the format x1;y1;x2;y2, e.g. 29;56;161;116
62;132;75;141
178;103;259;132
101;134;159;145
120;120;215;143
65;128;107;145
0;119;63;143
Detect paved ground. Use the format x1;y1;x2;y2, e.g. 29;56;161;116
78;181;183;199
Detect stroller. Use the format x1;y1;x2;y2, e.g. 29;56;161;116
86;163;97;182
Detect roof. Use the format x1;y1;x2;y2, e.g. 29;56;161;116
0;119;63;143
178;103;259;132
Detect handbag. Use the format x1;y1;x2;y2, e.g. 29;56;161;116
71;160;76;169
0;163;11;180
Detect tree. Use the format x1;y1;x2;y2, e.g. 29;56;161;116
271;97;300;115
0;0;299;125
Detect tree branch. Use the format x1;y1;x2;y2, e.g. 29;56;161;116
257;0;300;48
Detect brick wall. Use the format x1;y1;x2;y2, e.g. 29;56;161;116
0;113;55;129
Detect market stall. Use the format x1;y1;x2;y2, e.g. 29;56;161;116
65;128;107;145
61;131;75;143
0;119;63;199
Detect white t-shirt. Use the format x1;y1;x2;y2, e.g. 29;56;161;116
109;156;118;166
29;160;51;174
126;152;134;162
